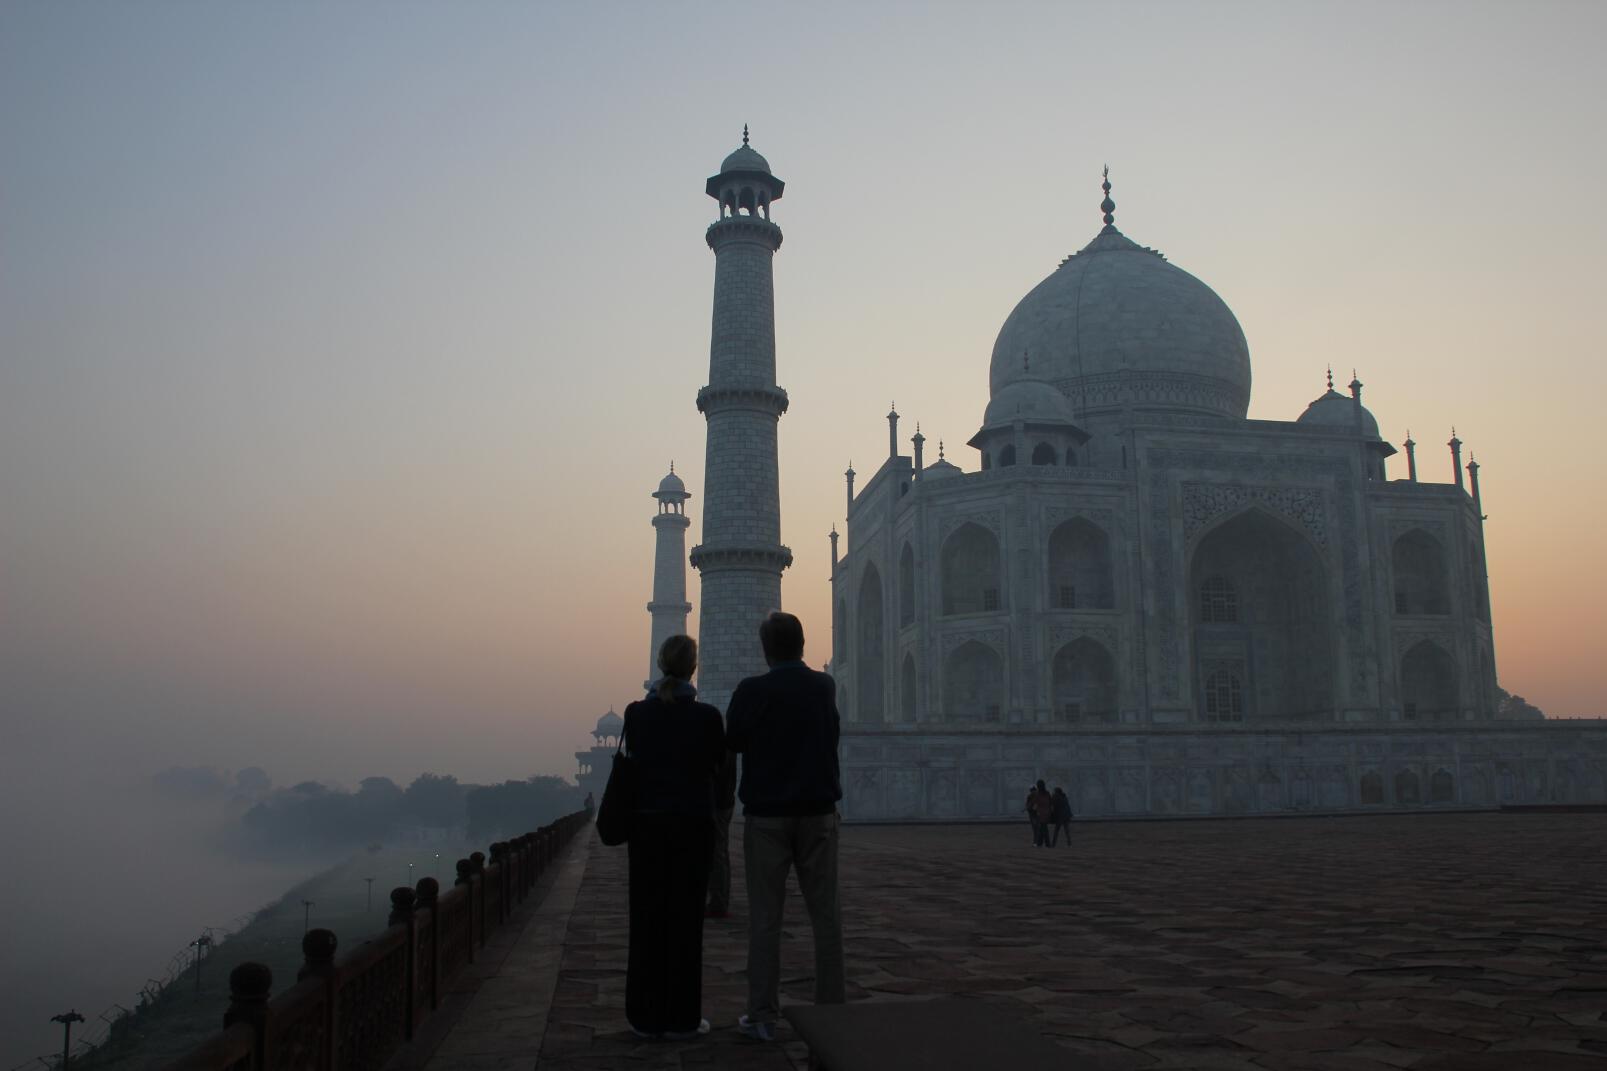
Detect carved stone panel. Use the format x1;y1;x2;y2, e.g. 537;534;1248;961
1183;483;1328;547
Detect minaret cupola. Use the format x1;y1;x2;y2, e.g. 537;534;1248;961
707;125;785;220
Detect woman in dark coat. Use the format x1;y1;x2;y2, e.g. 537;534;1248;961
621;634;726;1040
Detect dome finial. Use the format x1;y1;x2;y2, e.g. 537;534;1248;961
669;459;674;474
1100;165;1115;227
1326;365;1333;391
742;123;749;147
938;440;946;460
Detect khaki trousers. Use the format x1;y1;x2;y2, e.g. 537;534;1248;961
743;812;845;1023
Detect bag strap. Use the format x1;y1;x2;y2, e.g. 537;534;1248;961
615;720;628;757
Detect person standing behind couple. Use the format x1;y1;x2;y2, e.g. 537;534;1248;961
725;611;845;1042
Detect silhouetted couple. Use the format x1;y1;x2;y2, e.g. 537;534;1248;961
617;612;844;1043
1026;780;1072;847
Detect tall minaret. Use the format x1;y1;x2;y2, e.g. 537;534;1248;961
689;128;792;713
645;464;693;690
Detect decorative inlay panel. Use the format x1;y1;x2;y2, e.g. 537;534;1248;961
1182;483;1328;548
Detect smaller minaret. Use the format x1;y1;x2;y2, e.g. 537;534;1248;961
845;462;856;515
1468;455;1484;518
1404;430;1418;482
911;423;926;477
1349;371;1364;432
646;464;693;690
887;403;899;460
1449;428;1465;491
829;524;839;569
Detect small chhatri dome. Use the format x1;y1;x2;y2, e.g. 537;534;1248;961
719;124;772;175
1297;372;1381;439
982;378;1078;428
988;168;1252;420
594;709;623;738
657;466;686;496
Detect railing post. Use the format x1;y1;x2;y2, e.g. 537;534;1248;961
389;887;417;1040
454;858;475;962
223;962;272;1070
297;928;338;1071
415;877;440;1015
490;842;510;924
470;852;486;948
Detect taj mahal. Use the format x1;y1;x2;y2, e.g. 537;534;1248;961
585;132;1607;820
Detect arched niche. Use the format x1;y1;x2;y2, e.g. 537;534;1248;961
1051;638;1117;723
1392;529;1450;615
834;597;848;666
1468;541;1489;622
1189;509;1333;722
1047;518;1115;610
856;564;885;724
998;444;1016;467
943;641;1004;722
898;543;915;627
941;523;1002;616
1401;640;1457;721
900;654;917;723
1031;442;1057;465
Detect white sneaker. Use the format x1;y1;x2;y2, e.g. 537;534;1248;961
737;1015;775;1042
662;1018;710;1041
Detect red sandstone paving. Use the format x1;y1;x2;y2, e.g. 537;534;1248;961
540;813;1607;1068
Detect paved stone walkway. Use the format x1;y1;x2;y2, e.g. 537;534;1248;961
453;812;1607;1068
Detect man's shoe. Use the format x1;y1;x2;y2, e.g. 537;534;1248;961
662;1019;711;1041
736;1015;775;1042
629;1023;663;1041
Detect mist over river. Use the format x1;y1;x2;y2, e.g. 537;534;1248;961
0;766;316;1068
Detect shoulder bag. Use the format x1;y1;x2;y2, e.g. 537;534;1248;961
595;723;635;846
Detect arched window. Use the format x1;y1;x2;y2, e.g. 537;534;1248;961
1199;576;1237;623
834;598;848;666
856;565;884;724
941;523;1002;615
943;641;1004;722
900;654;917;723
1401;640;1457;721
1189;510;1333;722
1395;769;1422;805
1051;638;1117;723
1203;668;1243;722
998;444;1016;467
1360;770;1384;805
898;543;915;627
1430;768;1455;803
1392;529;1450;615
1047;518;1115;610
1031;442;1057;466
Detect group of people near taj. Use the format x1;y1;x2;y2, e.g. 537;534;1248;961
616;612;842;1043
1025;779;1073;847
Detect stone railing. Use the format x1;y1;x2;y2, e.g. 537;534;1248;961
163;809;591;1071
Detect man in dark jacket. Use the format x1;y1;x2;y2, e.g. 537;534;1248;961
725;612;843;1041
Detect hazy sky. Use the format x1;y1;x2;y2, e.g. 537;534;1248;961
3;1;1605;790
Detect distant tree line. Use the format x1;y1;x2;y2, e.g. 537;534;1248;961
150;767;582;854
1495;687;1546;720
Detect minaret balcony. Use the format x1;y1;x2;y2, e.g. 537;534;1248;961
706;216;783;251
696;384;789;417
689;544;793;572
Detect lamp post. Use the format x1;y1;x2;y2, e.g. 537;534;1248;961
407;862;415;887
364;876;375;912
190;933;213;993
433;851;440;881
301;899;315;934
51;1010;84;1067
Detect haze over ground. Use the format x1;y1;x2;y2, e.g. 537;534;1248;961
3;1;1605;795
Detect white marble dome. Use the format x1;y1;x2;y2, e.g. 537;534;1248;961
594;709;622;738
720;144;771;175
657;469;686;496
982;378;1078;428
1298;388;1381;438
989;225;1251;420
